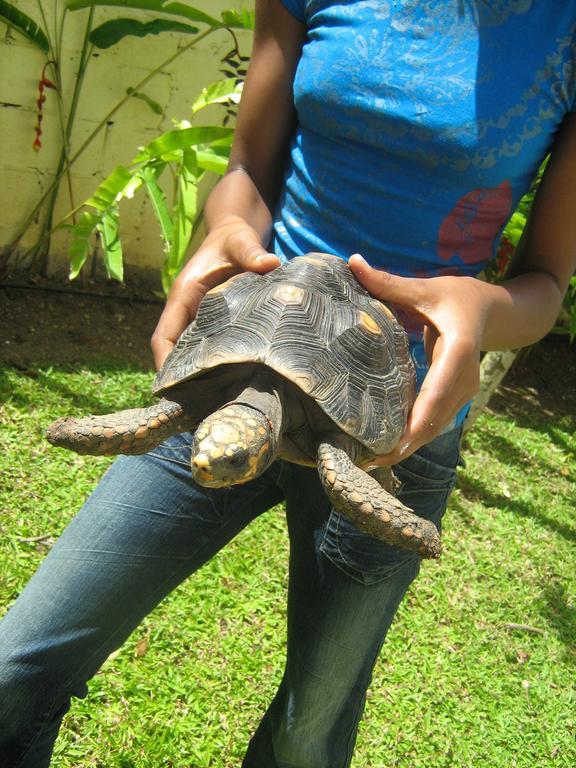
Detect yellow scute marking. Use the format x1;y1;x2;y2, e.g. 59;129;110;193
358;311;381;335
275;284;305;304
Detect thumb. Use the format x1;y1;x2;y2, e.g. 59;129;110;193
348;253;423;309
228;228;281;274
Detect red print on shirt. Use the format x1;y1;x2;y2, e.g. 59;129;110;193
437;180;513;265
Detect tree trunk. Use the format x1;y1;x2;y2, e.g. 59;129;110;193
464;349;521;432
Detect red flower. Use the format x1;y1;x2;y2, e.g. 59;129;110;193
33;61;57;151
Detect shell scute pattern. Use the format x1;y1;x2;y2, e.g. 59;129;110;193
154;254;415;450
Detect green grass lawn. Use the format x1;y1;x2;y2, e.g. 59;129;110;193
1;358;574;768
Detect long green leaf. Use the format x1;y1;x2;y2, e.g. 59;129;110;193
196;145;231;175
97;206;124;281
84;165;135;210
162;148;201;292
191;78;243;114
66;1;222;27
220;8;254;30
90;17;198;48
68;211;102;279
134;126;233;163
0;0;49;53
139;164;174;251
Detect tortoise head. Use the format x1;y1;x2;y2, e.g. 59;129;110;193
191;404;276;488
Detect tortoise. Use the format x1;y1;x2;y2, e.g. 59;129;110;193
46;253;441;558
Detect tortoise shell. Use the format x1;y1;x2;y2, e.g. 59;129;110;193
154;253;416;455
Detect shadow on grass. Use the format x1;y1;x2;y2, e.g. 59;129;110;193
539;580;576;665
1;362;153;415
488;340;575;437
456;473;576;547
463;427;563;479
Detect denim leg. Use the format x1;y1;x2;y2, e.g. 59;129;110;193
0;433;283;768
243;428;462;768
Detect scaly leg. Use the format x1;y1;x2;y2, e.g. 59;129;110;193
317;442;442;559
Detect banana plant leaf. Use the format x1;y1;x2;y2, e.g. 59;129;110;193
221;9;254;30
191;78;243;114
97;206;124;281
139;163;174;251
68;211;102;279
90;17;199;48
196;144;231;175
134;125;233;163
84;165;135;211
0;0;49;53
162;147;201;292
66;1;222;28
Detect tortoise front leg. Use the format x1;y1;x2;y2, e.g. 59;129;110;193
317;442;442;559
46;399;196;456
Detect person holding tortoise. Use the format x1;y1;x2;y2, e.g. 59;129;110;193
1;2;575;766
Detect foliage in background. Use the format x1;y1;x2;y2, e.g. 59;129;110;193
63;79;241;290
0;0;253;278
488;158;575;342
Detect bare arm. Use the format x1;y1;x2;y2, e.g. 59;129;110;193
350;113;576;462
151;0;305;368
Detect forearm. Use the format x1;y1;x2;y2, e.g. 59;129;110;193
475;270;565;351
204;167;274;246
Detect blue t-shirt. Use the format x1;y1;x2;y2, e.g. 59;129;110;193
273;0;576;421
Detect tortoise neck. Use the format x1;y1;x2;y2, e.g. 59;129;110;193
226;368;284;460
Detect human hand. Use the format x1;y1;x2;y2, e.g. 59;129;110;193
151;217;280;369
348;253;486;464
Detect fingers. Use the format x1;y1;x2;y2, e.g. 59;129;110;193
151;224;280;369
373;336;480;465
348;253;428;309
224;227;280;276
151;279;205;369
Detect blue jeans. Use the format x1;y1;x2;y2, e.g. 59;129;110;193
0;427;462;768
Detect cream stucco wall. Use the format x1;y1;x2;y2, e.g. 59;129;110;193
0;1;253;279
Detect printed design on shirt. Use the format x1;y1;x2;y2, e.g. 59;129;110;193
437;180;513;265
297;3;575;170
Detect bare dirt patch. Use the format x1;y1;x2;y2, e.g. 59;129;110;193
1;280;574;422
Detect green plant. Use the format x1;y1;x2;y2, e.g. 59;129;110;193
61;78;241;291
486;158;575;341
0;1;253;277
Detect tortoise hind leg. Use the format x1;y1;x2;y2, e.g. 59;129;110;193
317;442;442;559
46;398;196;456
